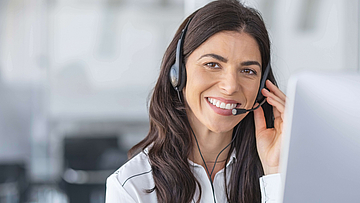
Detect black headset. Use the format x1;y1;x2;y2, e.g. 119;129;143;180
169;19;191;92
169;19;271;106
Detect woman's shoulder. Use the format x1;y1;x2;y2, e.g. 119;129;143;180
106;149;156;202
110;149;153;187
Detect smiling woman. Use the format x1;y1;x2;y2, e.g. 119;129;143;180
105;0;285;203
184;31;262;132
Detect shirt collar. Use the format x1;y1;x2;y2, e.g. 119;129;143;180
145;145;237;168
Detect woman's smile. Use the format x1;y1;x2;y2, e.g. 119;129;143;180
206;97;240;116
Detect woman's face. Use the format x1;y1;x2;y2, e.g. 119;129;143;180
183;31;262;133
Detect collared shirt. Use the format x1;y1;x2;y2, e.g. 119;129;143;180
105;149;281;203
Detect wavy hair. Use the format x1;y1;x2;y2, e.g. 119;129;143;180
129;0;277;202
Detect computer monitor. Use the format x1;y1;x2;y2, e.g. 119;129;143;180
280;71;360;203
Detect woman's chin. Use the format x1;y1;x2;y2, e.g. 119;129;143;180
207;114;246;132
206;122;239;134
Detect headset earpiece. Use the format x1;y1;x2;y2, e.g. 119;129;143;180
169;37;185;91
169;19;192;92
256;63;271;102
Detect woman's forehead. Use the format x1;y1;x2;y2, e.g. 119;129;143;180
190;31;262;64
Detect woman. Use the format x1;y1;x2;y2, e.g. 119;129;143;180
106;0;285;202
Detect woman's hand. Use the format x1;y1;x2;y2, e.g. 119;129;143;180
253;80;286;175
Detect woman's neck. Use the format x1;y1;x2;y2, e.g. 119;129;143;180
189;122;233;181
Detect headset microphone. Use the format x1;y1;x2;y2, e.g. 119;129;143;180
232;62;271;116
231;98;266;115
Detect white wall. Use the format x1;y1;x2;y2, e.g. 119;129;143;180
48;1;184;121
253;0;359;91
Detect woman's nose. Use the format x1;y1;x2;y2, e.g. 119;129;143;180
219;71;240;95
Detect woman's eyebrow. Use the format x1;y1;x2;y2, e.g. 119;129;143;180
198;53;228;62
240;61;261;68
198;54;261;68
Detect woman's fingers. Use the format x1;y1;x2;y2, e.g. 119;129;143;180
262;88;285;107
253;103;267;135
273;107;283;135
266;95;285;118
262;80;286;121
272;102;281;119
265;80;286;101
255;79;287;134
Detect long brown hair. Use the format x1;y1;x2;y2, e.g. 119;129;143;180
129;0;277;202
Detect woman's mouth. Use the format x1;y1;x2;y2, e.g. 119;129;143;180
207;97;239;110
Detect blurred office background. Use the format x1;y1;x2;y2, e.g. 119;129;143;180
0;0;358;202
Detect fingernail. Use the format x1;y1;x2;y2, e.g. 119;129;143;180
262;88;269;93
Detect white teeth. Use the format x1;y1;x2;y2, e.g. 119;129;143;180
225;103;231;109
216;101;220;107
207;98;238;110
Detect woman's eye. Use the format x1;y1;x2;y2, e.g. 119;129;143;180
205;62;220;69
241;69;257;75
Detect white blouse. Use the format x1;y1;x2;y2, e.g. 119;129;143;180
105;149;281;203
